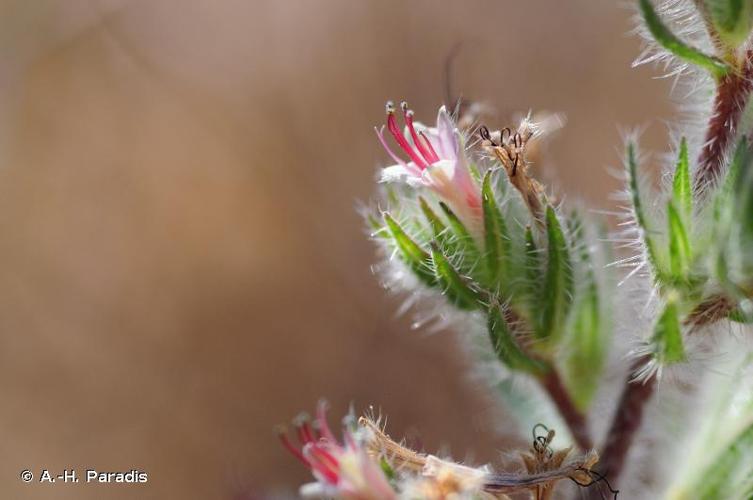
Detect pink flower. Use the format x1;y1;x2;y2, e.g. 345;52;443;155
278;401;396;500
375;102;482;227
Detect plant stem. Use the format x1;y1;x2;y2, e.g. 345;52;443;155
501;306;593;451
582;356;656;499
694;51;753;193
539;369;593;451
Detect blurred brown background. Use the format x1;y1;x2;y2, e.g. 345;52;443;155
0;1;673;498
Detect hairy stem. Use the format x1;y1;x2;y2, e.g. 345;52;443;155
580;356;656;500
694;51;753;193
502;306;593;451
539;369;593;451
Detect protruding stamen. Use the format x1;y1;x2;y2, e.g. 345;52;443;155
306;445;340;484
419;131;440;162
386;103;429;169
294;414;316;445
375;126;406;167
403;106;436;165
277;426;310;466
316;400;338;444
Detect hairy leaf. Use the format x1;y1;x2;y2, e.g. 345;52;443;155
482;170;511;287
651;298;686;364
627;141;665;280
672;137;692;221
704;0;753;47
383;213;435;286
487;305;547;375
439;201;482;276
667;202;692;281
640;0;730;78
564;217;605;411
430;243;484;310
538;206;574;342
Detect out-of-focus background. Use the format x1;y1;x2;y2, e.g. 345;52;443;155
0;1;673;498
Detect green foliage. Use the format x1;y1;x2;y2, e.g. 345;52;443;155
438;201;482;276
672;138;692;222
640;0;730;78
537;206;574;343
487;305;547;375
482;170;511;287
563;215;607;410
627;141;664;280
704;0;753;48
667;202;692;282
383;213;435;287
651;298;686;364
430;243;484;310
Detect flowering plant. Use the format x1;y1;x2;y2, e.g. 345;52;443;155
280;1;753;498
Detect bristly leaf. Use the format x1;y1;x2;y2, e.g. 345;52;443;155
728;306;753;323
430;243;484;310
627;141;664;280
651;298;686;364
487;305;548;375
704;0;753;47
566;275;603;411
383;213;435;287
667;202;692;281
693;422;753;499
673;137;692;222
537;206;574;342
482;170;511;287
522;225;542;315
640;0;730;79
419;197;453;253
439;201;482;276
564;215;605;411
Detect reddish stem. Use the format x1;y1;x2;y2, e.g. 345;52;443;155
582;357;657;499
694;52;753;193
539;370;593;451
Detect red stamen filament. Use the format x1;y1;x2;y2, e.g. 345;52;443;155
316;401;338;444
386;110;429;170
307;447;340;484
278;431;310;467
375;127;407;167
419;131;440;163
403;106;436;165
297;422;315;445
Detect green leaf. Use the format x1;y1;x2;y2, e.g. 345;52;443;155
704;0;753;47
651;298;686;364
367;214;390;239
482;170;511;286
430;243;484;310
487;305;547;375
383;213;435;287
640;0;730;78
521;225;542;315
419;197;452;251
468;162;482;185
728;306;753;323
627;141;664;280
667;202;692;281
694;423;753;499
439;201;482;276
537;206;574;342
565;274;603;411
379;457;396;482
672;137;692;222
564;217;606;411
